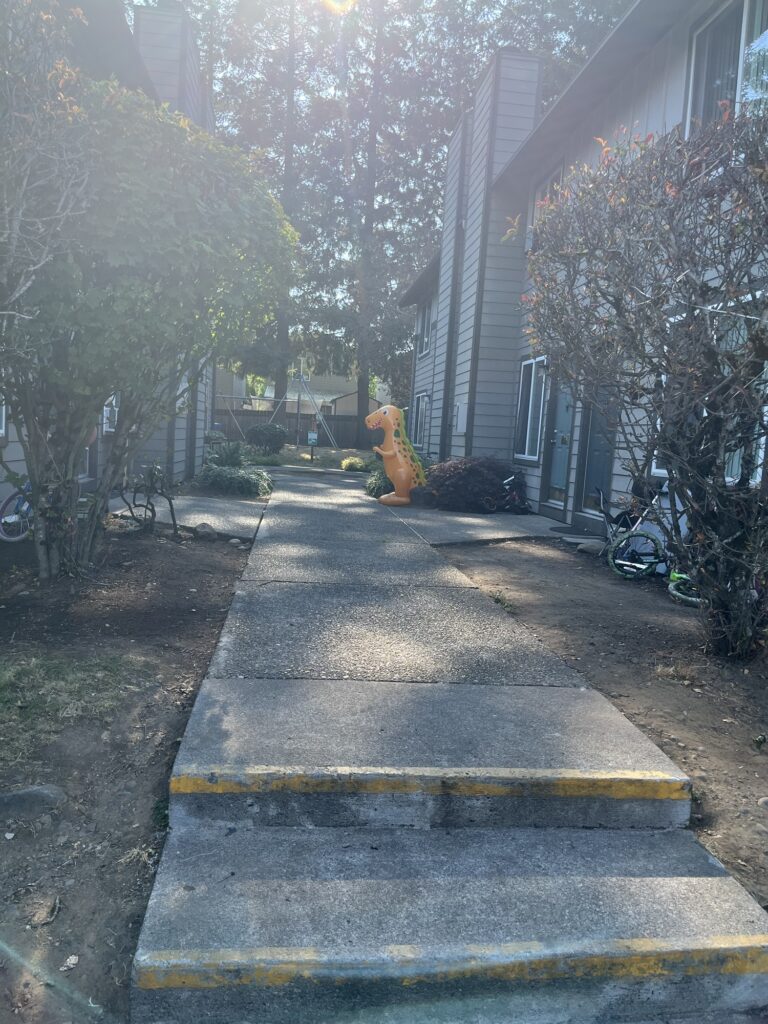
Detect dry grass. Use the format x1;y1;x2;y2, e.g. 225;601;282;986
0;652;151;766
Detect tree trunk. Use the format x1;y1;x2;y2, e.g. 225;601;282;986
272;353;290;426
273;0;297;430
356;359;370;448
355;0;384;450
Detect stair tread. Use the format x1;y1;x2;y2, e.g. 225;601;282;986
135;820;768;989
173;678;688;793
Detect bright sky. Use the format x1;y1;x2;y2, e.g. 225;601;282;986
323;0;357;13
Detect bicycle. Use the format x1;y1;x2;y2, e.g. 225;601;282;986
595;486;705;607
0;481;33;542
480;471;532;514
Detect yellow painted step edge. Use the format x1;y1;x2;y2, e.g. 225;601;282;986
136;934;768;990
170;765;690;801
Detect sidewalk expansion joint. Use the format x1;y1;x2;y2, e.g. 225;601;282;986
201;673;583;686
241;579;478;589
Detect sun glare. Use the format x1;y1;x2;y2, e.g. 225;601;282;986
323;0;357;13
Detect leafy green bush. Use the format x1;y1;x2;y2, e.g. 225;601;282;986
196;465;273;497
426;457;512;513
246;422;289;454
204;430;227;444
341;456;368;472
365;465;394;498
207;441;244;467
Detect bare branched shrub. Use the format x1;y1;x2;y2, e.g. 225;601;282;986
528;111;768;657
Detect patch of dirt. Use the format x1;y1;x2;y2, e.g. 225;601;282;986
443;537;768;906
0;521;248;1024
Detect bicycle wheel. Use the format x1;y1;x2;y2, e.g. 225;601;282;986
668;576;706;608
607;529;664;579
0;490;32;542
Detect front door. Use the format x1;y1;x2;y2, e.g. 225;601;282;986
539;383;573;519
574;401;615;530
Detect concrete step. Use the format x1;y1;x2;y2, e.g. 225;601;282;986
171;678;690;829
132;821;768;1024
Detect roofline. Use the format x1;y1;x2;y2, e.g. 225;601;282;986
398;251;440;308
493;0;695;191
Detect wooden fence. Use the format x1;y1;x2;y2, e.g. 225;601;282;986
214;408;366;449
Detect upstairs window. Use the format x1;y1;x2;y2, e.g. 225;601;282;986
103;393;120;434
417;294;437;357
689;0;768;129
527;167;562;250
412;392;430;449
532;169;562;227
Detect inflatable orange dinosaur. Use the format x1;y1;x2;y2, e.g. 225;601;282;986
365;405;426;505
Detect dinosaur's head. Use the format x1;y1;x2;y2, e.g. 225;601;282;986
365;405;403;434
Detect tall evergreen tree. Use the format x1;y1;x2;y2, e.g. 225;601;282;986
159;0;633;417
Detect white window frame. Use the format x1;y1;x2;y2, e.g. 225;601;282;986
78;446;92;481
686;0;757;135
412;392;430;449
514;356;547;461
0;400;6;439
102;392;120;433
417;294;437;358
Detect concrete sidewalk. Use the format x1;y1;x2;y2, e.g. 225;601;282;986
110;492;267;540
132;475;768;1024
387;504;558;545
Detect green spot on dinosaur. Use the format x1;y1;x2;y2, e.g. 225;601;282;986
394;429;401;438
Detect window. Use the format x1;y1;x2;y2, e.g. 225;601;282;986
526;167;563;250
102;392;120;433
532;169;562;227
417;294;437;357
514;357;546;460
743;0;768;107
689;0;768;130
78;446;91;481
176;371;191;413
412;392;430;449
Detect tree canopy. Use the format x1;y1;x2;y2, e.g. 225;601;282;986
172;0;631;418
1;13;295;578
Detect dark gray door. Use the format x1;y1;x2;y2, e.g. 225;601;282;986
576;402;615;520
540;384;573;512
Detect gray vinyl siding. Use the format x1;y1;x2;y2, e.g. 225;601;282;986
469;52;540;458
135;423;170;478
451;62;495;458
489;52;541;178
470;183;529;458
133;6;213;130
465;52;542;457
194;364;212;471
428;114;469;459
168;413;185;482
